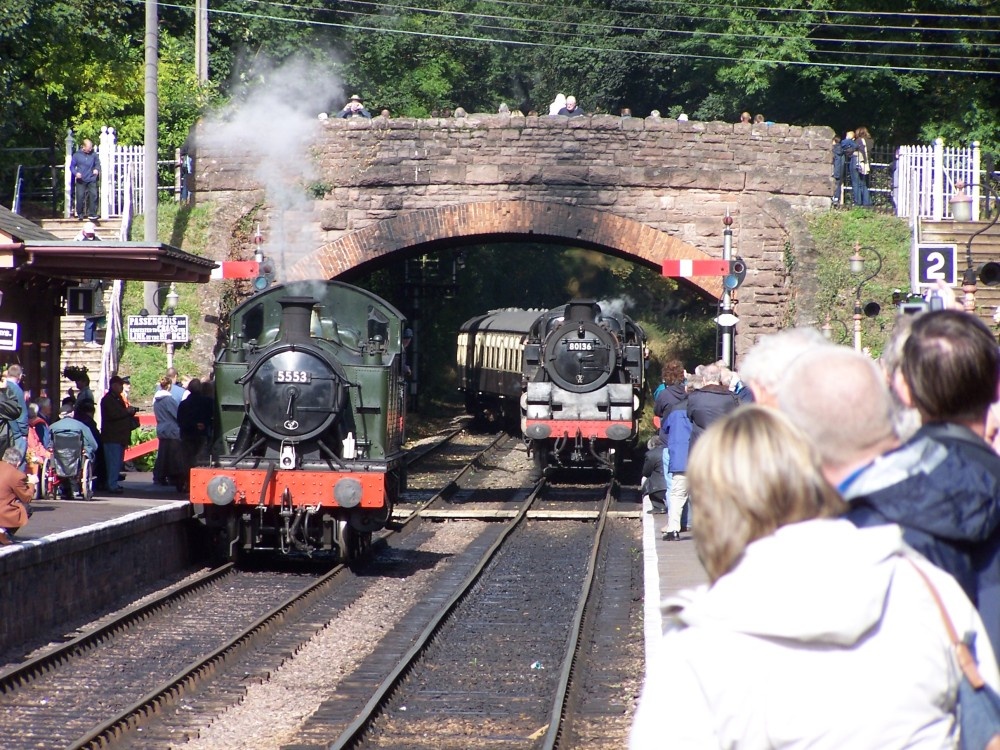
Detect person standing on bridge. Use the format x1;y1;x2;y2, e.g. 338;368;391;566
558;96;584;116
337;94;371;119
630;406;1000;749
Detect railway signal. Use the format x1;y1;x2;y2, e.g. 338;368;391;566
661;258;747;289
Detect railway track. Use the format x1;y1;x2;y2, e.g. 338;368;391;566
1;427;643;748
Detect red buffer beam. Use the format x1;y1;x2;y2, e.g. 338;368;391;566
661;259;730;278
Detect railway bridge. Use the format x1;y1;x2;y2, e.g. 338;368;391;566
196;114;835;345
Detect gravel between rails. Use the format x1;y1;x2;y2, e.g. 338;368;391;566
171;520;487;749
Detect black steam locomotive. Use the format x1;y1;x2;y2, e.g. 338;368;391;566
189;280;408;561
458;300;646;475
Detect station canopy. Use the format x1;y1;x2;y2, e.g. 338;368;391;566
2;240;217;283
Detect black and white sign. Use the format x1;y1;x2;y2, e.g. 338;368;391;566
0;322;17;351
915;244;958;287
127;315;189;343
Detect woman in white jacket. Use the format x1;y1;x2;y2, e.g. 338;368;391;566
630;406;999;750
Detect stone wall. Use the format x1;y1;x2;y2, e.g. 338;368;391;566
196;114;835;348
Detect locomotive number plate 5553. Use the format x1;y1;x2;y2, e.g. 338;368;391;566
567;341;594;352
274;370;312;384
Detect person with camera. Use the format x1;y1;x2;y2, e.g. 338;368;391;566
336;94;371;119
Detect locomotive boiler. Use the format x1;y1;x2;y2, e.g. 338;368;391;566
458;299;646;476
189;280;408;561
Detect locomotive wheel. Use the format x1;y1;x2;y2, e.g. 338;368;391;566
81;458;94;500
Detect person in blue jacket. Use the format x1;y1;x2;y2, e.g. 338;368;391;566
662;390;693;541
70;138;100;220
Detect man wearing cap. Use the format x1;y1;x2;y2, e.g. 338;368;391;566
337;94;371;119
74;222;101;241
99;375;137;494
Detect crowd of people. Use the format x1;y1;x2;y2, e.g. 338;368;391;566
0;365;215;543
633;304;1000;748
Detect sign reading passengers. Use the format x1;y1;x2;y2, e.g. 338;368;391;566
127;315;190;343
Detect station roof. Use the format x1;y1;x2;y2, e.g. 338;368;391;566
0;206;217;283
2;241;217;283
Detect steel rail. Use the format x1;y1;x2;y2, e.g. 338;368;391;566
541;481;616;749
68;561;349;750
328;477;548;749
0;563;234;697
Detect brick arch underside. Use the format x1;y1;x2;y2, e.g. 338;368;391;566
287;201;724;299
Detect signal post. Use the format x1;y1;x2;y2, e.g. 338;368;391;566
661;214;746;369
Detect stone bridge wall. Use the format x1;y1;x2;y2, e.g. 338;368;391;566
196;114;835;346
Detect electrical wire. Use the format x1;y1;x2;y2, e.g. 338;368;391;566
144;0;1000;75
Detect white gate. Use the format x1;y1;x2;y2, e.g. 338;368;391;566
894;139;981;221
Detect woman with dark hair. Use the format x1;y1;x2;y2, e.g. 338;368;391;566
630;406;999;749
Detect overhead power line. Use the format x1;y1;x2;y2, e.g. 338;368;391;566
145;0;1000;76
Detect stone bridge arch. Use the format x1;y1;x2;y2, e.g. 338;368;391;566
287;200;723;298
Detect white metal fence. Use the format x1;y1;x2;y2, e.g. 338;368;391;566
894;139;982;221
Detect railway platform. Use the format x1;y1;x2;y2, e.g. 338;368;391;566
0;472;196;651
640;496;708;672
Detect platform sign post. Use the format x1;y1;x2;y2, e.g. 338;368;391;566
914;243;957;288
0;322;17;351
126;315;189;343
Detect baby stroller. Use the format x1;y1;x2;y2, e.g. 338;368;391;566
41;431;94;501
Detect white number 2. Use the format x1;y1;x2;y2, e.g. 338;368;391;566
925;251;946;281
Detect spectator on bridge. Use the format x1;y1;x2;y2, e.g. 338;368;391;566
70;138;100;221
831;135;847;205
336;94;371;119
558;96;584;117
737;326;830;406
739;111;752;123
548;93;566;116
855;125;874;206
629;406;1000;749
0;447;35;544
100;375;137;494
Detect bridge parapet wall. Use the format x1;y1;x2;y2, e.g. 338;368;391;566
197;115;835;346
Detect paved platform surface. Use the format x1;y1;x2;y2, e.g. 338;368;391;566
639;496;708;674
10;471;189;544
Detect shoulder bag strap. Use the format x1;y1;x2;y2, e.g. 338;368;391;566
906;557;987;689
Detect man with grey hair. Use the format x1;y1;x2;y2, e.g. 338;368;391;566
777;345;899;491
686;363;740;443
737;327;830;407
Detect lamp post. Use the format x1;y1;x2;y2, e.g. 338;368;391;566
821;314;850;345
164;283;179;369
849;242;883;353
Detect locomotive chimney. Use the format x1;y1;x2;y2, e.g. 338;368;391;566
277;297;317;343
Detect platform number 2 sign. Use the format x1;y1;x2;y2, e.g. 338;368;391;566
915;244;957;287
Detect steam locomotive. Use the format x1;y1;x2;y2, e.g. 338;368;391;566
458;300;646;476
189;280;408;561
